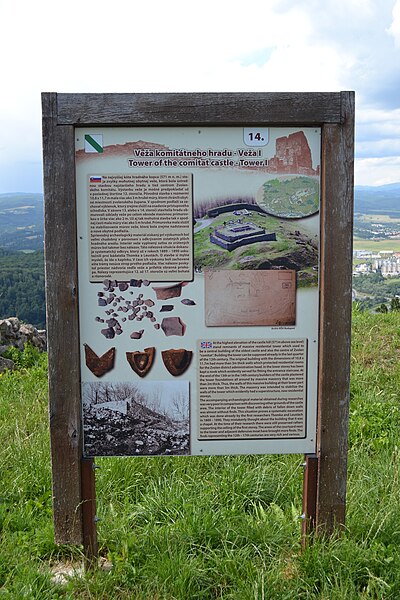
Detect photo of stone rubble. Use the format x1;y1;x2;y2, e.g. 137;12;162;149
82;380;190;456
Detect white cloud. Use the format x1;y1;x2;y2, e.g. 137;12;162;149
357;139;400;158
0;0;399;189
355;156;400;185
388;0;400;46
356;107;400;143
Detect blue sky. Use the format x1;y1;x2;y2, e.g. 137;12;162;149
0;0;399;192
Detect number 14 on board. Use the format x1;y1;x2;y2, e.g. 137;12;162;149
243;128;269;147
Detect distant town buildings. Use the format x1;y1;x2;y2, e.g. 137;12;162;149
353;250;400;277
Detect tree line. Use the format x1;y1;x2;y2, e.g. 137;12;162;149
0;248;45;329
353;271;400;296
353;271;400;313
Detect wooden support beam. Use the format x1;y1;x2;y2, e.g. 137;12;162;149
81;458;98;567
302;454;319;546
55;92;344;126
42;92;83;544
316;91;354;533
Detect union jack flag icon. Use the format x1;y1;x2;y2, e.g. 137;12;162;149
201;341;213;349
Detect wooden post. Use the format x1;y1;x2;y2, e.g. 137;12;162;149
302;454;319;546
81;458;98;567
42;92;83;544
316;91;355;533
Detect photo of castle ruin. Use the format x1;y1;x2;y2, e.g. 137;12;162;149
82;380;189;456
262;130;319;176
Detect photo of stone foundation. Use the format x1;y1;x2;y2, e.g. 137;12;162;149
209;219;277;251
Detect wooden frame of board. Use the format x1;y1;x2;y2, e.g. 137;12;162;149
42;91;354;546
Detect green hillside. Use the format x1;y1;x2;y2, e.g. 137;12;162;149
1;310;400;597
0;192;44;251
0;248;45;329
355;183;400;216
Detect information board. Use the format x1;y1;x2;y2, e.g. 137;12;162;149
75;126;321;457
43;92;354;544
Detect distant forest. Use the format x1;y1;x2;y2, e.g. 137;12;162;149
0;248;45;329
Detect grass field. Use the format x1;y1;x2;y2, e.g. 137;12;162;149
353;238;400;252
356;214;400;224
1;311;400;598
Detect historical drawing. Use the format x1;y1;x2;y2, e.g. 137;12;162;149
205;270;296;326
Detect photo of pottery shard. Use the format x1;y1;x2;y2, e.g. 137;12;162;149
161;316;186;336
126;347;155;377
152;282;185;300
84;344;116;377
162;349;193;376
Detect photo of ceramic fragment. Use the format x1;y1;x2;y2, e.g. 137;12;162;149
126;347;155;377
160;305;174;312
152;282;184;300
161;349;193;376
84;344;116;377
130;329;144;339
161;317;186;336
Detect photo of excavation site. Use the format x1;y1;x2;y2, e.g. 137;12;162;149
82;380;189;456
